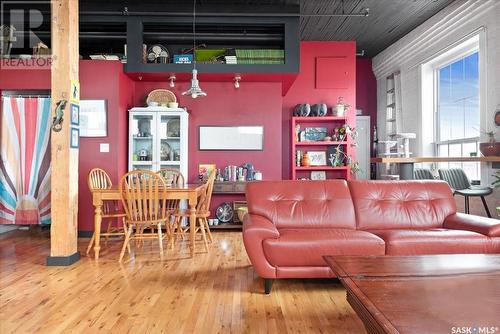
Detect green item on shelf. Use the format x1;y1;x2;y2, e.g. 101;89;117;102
194;49;225;62
235;49;285;64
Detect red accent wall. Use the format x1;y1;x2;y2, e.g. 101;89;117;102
0;61;134;232
282;41;357;179
78;61;133;232
133;81;283;214
356;58;377;156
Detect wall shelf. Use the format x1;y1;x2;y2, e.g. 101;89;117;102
294;141;347;146
295;166;349;171
291;116;352;180
210;223;242;230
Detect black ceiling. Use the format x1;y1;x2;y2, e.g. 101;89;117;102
299;0;456;57
2;0;456;57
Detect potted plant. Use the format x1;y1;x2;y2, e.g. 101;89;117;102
328;124;360;175
479;129;499;157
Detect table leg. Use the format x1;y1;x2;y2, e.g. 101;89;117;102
399;162;415;180
189;199;196;257
93;204;102;260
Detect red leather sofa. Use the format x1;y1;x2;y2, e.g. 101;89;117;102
243;180;500;293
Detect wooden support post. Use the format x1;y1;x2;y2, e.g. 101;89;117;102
47;0;80;266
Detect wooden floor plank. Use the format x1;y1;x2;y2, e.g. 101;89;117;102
0;230;365;334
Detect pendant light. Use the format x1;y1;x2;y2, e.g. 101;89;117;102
182;0;207;98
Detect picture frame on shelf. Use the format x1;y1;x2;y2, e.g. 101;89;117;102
79;99;107;137
308;151;327;166
198;164;216;181
304;127;327;142
233;201;247;223
310;171;326;180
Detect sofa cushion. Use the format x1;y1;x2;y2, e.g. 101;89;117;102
368;229;490;255
348;180;456;230
246;180;356;229
262;229;385;267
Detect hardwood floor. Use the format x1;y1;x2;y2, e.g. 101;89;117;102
0;230;365;334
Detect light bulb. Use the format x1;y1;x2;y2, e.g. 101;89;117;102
234;75;241;89
192;93;198;99
168;74;176;88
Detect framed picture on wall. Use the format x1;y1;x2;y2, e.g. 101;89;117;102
70;127;79;148
70;103;79;125
199;126;264;150
80;99;107;137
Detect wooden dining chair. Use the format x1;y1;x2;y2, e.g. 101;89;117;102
156;168;185;233
157;168;185;187
86;168;126;255
118;170;169;262
171;170;216;252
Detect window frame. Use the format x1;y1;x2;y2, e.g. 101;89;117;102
433;47;480;180
434;49;480;149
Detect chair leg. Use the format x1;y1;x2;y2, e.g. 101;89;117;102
119;224;133;262
480;196;492;218
157;223;164;258
464;196;470;214
105;221;112;242
124;223;131;255
86;232;95;255
198;218;209;252
203;218;213;243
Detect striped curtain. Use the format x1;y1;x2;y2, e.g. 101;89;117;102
0;97;51;225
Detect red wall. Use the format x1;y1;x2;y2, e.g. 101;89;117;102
0;61;134;232
78;61;133;231
133;81;283;214
282;41;357;179
356;58;377;156
0;41;374;232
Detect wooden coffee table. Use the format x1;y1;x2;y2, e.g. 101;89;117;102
324;254;500;334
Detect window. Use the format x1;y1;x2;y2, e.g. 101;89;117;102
436;51;480;181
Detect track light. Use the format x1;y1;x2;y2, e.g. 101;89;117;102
234;75;241;89
169;74;176;88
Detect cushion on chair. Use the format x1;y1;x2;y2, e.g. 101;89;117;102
262;228;385;267
455;187;493;197
367;229;491;255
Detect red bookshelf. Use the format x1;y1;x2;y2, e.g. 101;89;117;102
291;116;352;180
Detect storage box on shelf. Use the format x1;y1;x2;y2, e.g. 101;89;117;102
291;116;352;181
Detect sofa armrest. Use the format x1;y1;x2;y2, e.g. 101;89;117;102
242;214;280;278
443;213;500;237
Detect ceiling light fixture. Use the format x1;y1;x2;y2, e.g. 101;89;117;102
182;0;207;99
234;74;241;89
169;74;176;88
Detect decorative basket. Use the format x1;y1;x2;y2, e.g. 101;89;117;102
146;89;177;106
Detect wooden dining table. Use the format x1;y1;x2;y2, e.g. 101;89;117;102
90;184;205;260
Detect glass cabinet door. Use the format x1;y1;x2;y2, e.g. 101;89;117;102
158;114;181;171
130;113;155;170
